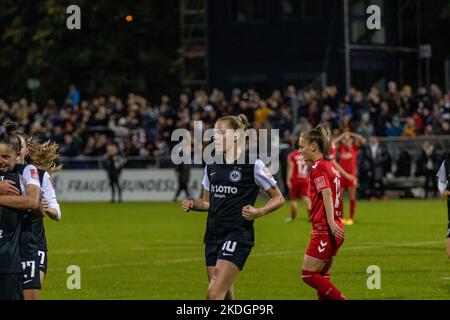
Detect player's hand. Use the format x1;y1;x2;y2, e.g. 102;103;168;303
329;221;346;239
0;180;20;196
242;205;261;221
286;181;292;190
41;197;50;212
181;199;194;212
441;190;450;198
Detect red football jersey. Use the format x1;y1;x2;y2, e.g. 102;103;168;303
309;158;343;233
288;150;310;182
337;144;359;175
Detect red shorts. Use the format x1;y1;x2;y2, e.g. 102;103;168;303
340;176;357;189
289;180;309;200
306;232;344;261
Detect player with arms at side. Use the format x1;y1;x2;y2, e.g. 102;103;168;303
333;132;365;225
299;125;346;300
437;155;450;259
286;134;311;222
181;114;285;300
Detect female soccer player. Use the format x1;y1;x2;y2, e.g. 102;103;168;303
0;124;43;300
299;125;346;300
327;128;356;190
15;131;62;300
286;134;311;222
437;156;450;259
334;132;365;225
181;114;285;300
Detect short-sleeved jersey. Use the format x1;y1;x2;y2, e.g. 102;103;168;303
337;144;359;175
309;158;343;233
0;172;25;273
288;150;310;182
14;164;49;257
202;158;277;246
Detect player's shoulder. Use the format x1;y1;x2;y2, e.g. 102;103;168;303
312;159;331;172
289;150;299;157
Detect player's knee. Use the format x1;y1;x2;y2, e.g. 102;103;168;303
207;287;224;300
447;248;450;259
301;269;315;285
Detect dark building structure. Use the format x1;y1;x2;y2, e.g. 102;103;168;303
180;0;440;96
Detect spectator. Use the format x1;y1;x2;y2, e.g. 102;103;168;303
361;136;390;200
66;84;80;106
415;141;439;198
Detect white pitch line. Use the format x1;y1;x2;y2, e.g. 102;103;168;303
46;240;444;272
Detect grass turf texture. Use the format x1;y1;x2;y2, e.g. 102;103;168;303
41;199;450;300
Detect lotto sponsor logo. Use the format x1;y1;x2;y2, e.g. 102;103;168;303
211;184;238;194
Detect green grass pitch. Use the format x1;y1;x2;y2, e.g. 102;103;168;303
40;199;450;300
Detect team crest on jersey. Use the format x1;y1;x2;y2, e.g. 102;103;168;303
229;170;242;182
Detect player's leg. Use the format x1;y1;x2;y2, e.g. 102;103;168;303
110;179;116;202
301;234;346;300
301;255;345;300
207;260;239;300
22;255;41;300
23;289;39;300
207;266;234;300
288;184;298;222
115;179;122;202
348;187;356;223
290;198;298;221
447;239;450;259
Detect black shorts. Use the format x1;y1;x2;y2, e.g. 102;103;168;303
0;273;24;300
21;256;41;290
205;241;252;271
38;250;48;275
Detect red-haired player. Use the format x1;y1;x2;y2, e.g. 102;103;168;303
286;135;311;222
334;132;365;225
299;125;346;300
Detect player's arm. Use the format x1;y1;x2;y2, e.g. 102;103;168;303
437;161;450;197
332;159;355;182
0;184;41;210
349;132;366;146
181;165;210;212
321;188;345;239
242;160;285;221
0;165;43;217
181;189;210;212
286;159;293;190
242;185;284;220
41;172;62;221
332;133;346;145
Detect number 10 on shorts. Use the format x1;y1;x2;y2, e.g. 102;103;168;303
222;241;237;253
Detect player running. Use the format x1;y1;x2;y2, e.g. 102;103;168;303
299;125;346;300
437;155;450;259
14;129;62;300
286;134;311;222
333;132;365;225
0;125;43;300
181;114;285;300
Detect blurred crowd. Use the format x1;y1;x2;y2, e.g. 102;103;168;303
0;82;449;161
